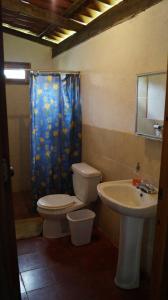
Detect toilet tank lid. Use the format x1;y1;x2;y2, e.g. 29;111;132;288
72;162;101;178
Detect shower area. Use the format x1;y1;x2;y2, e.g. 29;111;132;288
6;77;32;219
6;69;81;223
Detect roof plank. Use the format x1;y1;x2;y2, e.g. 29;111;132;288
2;0;84;32
52;0;163;57
64;0;89;17
3;26;55;48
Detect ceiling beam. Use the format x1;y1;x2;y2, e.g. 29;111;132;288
52;0;163;57
64;0;89;17
2;26;55;48
37;0;89;39
37;24;59;39
2;0;84;32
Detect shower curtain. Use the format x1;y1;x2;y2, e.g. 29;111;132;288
30;72;81;205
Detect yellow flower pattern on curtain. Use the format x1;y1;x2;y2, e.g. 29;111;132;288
30;73;81;205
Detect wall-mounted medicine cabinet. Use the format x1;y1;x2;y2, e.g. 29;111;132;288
136;72;167;141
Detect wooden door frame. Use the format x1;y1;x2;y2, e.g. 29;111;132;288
0;2;21;299
0;2;168;299
151;66;168;299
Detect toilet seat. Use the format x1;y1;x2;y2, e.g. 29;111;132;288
37;194;75;210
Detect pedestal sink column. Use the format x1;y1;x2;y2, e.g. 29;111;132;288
115;215;144;289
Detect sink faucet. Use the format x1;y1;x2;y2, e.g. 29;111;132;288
137;182;157;194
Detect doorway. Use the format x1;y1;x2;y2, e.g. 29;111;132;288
5;62;37;220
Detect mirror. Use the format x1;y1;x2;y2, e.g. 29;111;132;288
136;72;167;140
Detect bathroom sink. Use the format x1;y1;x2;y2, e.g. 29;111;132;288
97;180;158;218
97;180;158;289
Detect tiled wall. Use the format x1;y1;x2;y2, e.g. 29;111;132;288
53;0;167;273
82;125;162;188
82;124;162;272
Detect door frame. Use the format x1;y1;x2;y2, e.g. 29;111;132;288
0;2;168;299
151;65;168;300
0;3;21;300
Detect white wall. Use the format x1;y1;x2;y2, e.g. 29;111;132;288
52;0;168;272
3;33;54;70
3;34;54;192
53;0;168;133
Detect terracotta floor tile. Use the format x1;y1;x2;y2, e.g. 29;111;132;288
50;263;84;288
28;285;59;300
18;252;47;272
17;230;149;299
21;268;55;292
17;237;46;255
44;245;73;267
20;275;26;294
28;284;147;300
21;293;28;300
74;244;118;272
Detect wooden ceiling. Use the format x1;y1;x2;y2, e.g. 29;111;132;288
1;0;163;57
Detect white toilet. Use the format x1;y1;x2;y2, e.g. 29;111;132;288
37;162;101;238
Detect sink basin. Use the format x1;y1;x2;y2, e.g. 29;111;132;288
97;180;158;218
97;180;158;290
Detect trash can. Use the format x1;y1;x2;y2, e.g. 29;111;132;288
66;209;96;246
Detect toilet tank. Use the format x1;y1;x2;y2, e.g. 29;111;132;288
72;163;102;203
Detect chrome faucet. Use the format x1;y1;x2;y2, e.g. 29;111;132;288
137;182;157;194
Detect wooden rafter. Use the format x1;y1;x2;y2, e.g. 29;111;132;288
30;0;71;11
52;0;163;57
38;0;90;38
64;0;89;17
1;0;164;50
38;25;53;38
2;0;84;32
22;0;67;14
3;26;55;48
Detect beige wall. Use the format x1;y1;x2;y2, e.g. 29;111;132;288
3;33;54;192
3;33;54;70
53;0;168;272
53;0;168;133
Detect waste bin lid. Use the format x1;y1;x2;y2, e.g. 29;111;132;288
67;209;96;222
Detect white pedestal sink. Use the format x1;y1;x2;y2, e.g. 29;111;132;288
97;180;158;289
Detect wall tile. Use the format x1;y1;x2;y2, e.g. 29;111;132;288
82;124;161;258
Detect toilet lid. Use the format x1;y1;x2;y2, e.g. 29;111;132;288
37;194;75;210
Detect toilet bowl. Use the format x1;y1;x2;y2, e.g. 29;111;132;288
37;163;101;238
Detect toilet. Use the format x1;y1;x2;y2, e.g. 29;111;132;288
37;162;101;238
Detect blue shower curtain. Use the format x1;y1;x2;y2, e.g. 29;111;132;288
30;73;81;204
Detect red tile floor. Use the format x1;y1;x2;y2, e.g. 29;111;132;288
18;230;150;300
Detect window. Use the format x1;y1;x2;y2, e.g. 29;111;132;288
4;62;31;84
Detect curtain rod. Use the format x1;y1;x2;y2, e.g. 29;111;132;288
30;70;80;74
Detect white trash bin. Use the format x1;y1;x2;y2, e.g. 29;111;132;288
66;209;96;246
